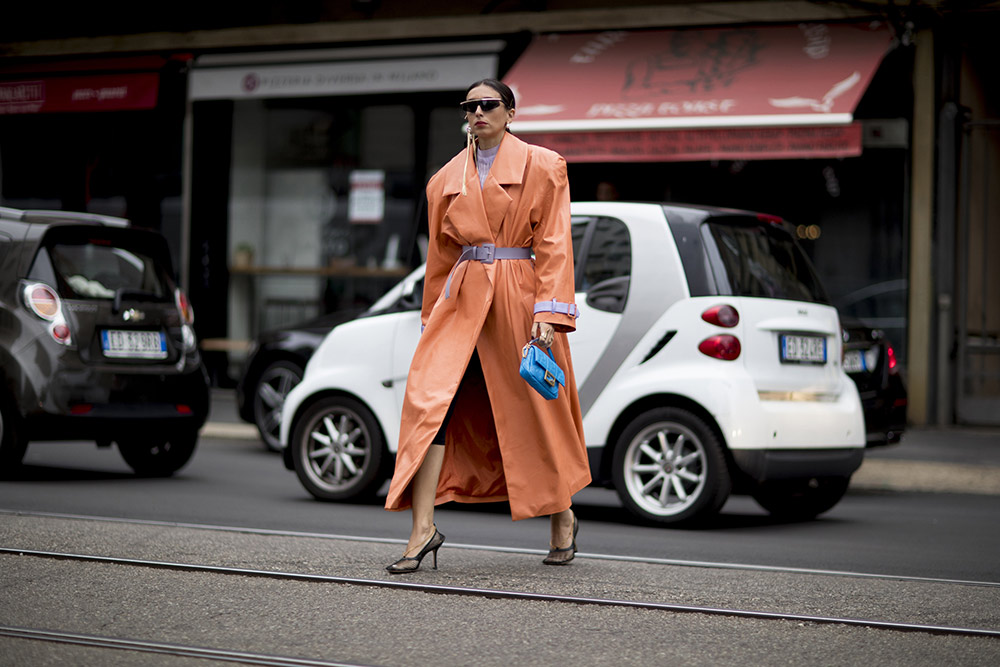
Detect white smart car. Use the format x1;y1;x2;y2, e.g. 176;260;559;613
280;202;865;525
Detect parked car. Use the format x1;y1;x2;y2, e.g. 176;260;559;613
237;308;364;451
836;278;907;365
280;202;867;525
0;206;209;476
841;317;907;445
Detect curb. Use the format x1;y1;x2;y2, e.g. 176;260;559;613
200;422;260;440
850;458;1000;496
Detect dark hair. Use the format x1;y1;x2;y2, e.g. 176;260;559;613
465;78;515;110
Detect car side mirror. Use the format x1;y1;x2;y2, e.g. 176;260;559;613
585;276;630;313
399;278;423;311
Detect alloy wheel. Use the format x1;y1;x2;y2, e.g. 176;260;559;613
293;397;383;499
253;361;302;451
622;421;708;518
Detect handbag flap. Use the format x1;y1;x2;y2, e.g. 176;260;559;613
527;345;565;387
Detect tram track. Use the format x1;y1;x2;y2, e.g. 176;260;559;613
3;546;999;639
4;509;999;590
0;625;368;667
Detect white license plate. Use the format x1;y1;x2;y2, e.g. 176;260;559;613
102;330;167;359
843;350;865;373
780;334;827;364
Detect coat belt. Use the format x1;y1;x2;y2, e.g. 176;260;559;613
445;243;533;298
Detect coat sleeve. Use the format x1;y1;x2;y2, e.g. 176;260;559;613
421;183;457;329
530;152;578;333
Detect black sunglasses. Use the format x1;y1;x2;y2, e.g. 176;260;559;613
460;98;504;113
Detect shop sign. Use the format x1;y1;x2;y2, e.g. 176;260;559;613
349;170;386;224
0;73;159;114
190;55;497;100
527;124;863;163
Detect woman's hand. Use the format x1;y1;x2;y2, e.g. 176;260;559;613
531;321;555;348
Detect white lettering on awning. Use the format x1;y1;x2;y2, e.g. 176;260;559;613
586;99;737;118
0;81;44;104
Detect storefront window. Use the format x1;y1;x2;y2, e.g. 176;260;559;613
227;98;423;337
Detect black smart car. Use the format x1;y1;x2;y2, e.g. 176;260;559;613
841;317;907;445
0;206;210;476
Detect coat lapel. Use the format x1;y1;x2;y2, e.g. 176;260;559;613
440;134;529;242
442;146;486;244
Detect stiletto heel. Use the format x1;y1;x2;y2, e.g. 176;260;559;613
543;512;578;565
386;526;445;574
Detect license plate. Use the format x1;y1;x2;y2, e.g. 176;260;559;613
780;334;827;364
102;330;167;359
843;350;865;373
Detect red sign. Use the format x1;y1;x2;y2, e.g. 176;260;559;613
0;73;159;114
526;124;863;163
505;23;890;132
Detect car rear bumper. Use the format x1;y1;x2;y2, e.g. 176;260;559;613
20;364;210;441
723;380;866;450
731;447;864;483
26;408;208;441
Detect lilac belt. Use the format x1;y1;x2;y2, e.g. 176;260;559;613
444;243;533;298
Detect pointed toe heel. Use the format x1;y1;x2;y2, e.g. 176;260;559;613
385;527;445;574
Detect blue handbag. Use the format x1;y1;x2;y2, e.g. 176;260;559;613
520;338;566;400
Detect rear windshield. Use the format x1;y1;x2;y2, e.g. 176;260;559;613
704;218;829;304
27;228;174;301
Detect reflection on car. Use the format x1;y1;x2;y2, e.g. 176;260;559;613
279;202;868;526
0;206;209;476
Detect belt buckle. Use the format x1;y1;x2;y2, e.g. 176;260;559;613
480;243;496;264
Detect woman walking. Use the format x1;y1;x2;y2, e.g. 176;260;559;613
383;79;590;572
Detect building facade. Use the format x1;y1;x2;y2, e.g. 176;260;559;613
1;1;997;425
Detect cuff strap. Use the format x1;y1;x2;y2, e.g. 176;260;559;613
534;298;580;319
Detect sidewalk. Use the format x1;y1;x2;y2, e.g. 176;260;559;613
200;389;1000;496
855;426;1000;495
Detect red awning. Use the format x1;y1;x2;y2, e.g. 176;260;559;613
525;124;864;163
503;23;891;161
0;73;159;115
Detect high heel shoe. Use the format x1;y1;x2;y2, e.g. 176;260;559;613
385;526;445;574
543;512;578;565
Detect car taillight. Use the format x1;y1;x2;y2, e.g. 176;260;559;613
25;283;60;319
52;323;71;342
701;304;739;328
887;344;898;373
757;213;785;226
23;282;73;346
699;335;741;361
175;288;195;325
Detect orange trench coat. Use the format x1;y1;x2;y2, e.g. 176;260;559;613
384;132;591;521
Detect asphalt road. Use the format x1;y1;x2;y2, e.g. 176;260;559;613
1;394;999;665
2;430;999;583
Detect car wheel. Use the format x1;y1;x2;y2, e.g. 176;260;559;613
0;397;28;477
118;432;198;477
751;476;851;520
253;360;303;452
290;396;385;501
612;407;731;525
